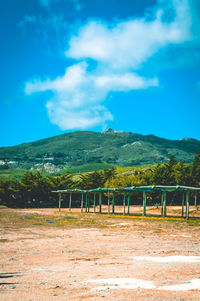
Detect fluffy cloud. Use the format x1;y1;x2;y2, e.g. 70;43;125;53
66;12;191;71
26;62;157;129
46;102;113;130
25;0;193;130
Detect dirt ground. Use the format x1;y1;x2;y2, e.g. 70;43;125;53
0;207;200;301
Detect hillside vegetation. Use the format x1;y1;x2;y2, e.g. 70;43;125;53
0;130;200;175
0;154;200;208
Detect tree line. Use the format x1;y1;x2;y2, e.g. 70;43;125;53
0;153;199;208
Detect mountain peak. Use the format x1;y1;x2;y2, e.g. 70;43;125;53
0;130;199;172
102;128;125;134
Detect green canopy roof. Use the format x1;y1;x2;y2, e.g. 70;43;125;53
52;189;86;193
52;185;200;194
121;185;200;192
88;188;117;193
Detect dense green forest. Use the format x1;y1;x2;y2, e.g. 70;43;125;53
0;153;200;208
1;130;200;170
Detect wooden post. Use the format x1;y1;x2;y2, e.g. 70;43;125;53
87;193;90;213
123;192;126;215
81;192;84;213
186;191;190;219
182;192;185;217
163;191;167;217
85;193;88;212
69;193;72;211
108;191;110;214
143;191;146;216
112;191;115;214
58;193;61;212
161;192;163;216
99;192;102;213
93;193;96;213
195;191;197;208
127;193;130;215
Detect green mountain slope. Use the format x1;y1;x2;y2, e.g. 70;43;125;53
0;129;199;171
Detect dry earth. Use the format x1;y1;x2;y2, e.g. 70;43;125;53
0;207;200;301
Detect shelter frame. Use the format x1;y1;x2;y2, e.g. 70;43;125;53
52;185;200;219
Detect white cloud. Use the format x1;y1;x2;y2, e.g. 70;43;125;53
26;61;157;129
25;0;193;130
95;74;158;91
66;1;191;70
46;102;113;130
26;62;158;95
25;62;88;95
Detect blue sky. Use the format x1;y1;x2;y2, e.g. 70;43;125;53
0;0;200;147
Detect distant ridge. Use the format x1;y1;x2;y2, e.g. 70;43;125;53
0;130;199;171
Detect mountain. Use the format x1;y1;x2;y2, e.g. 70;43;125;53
0;129;200;172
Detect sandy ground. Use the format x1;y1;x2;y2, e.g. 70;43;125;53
0;208;200;300
14;204;200;217
86;204;200;218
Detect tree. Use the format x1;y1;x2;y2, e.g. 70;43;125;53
77;168;116;190
0;179;24;208
191;152;200;186
48;173;74;190
152;156;178;185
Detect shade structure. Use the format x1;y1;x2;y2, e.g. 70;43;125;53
52;185;200;219
117;185;200;192
52;186;200;194
52;189;86;212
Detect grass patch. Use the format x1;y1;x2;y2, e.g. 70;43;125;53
0;168;27;180
186;219;200;226
62;163;116;174
0;210;199;230
0;211;110;229
0;239;9;243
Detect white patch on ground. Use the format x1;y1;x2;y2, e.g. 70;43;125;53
111;223;131;227
158;279;200;291
121;141;142;148
85;278;200;292
72;228;97;231
131;141;142;146
121;143;129;148
85;278;156;290
131;256;200;263
164;234;192;238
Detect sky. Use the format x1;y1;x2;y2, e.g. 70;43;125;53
0;0;200;147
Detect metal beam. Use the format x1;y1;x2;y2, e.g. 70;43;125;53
163;191;167;217
93;193;96;213
182;192;185;217
186;191;190;219
99;192;102;213
143;191;146;216
127;193;130;215
112;191;115;214
69;193;72;211
123;192;126;216
58;193;62;212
